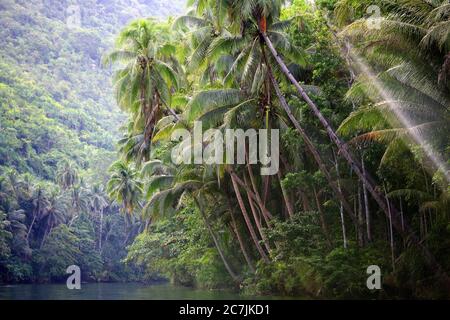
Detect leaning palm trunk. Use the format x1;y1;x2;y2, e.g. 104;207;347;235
245;159;273;224
27;211;38;241
313;186;332;249
230;172;270;263
244;174;271;252
333;149;348;249
263;31;394;217
228;169;273;225
261;31;450;284
193;197;241;283
229;204;256;273
264;60;357;224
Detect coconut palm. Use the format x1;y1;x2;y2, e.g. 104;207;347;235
107;161;143;245
107;161;143;216
334;0;450;180
56;160;79;190
335;0;450;87
103;19;181;164
182;0;449;281
27;185;50;240
141;159;242;282
39;190;69;248
89;184;109;250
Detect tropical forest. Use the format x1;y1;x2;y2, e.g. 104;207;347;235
0;0;449;300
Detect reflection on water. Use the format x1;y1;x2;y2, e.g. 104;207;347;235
0;282;291;300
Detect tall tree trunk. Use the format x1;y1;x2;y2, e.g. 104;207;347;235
262;176;270;206
261;32;450;285
229;170;273;226
263;31;394;224
399;197;405;232
384;186;395;271
244;175;271;253
333;150;347;248
361;155;372;242
99;208;103;251
230;172;270;263
357;182;365;247
40;222;52;249
193;197;241;283
313;187;332;249
246;160;273;224
229;205;256;273
27;211;38;241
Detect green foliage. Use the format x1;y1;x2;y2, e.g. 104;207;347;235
2;0;449;300
0;0;185;284
33;225;81;282
126;204;232;289
117;0;450;300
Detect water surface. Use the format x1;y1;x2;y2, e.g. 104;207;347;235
0;282;288;300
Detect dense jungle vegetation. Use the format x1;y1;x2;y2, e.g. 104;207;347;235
1;0;450;299
0;0;183;283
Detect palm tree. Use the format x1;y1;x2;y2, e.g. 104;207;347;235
89;184;109;250
107;161;143;245
181;1;359;225
39;190;69;248
104;19;181;164
56;160;79;190
27;185;50;240
107;161;143;216
69;185;89;226
334;0;450;182
173;6;224;82
0;210;12;259
142;160;241;282
334;0;450;87
183;0;449;282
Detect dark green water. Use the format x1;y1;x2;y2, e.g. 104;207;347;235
0;282;288;300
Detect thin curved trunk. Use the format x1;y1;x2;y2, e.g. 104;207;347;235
40;222;52;249
229;205;256;273
193;197;241;283
245;159;273;224
313;187;332;249
384;186;395;271
99;208;103;250
27;211;37;241
357;182;365;246
244;175;271;253
230;172;270;263
228;169;273;226
333;151;348;249
262;176;270;206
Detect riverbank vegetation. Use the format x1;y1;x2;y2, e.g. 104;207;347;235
109;0;450;299
1;0;449;299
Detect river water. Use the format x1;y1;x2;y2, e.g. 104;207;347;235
0;282;289;300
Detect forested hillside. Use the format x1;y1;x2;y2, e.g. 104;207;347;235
1;0;449;300
0;0;184;283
